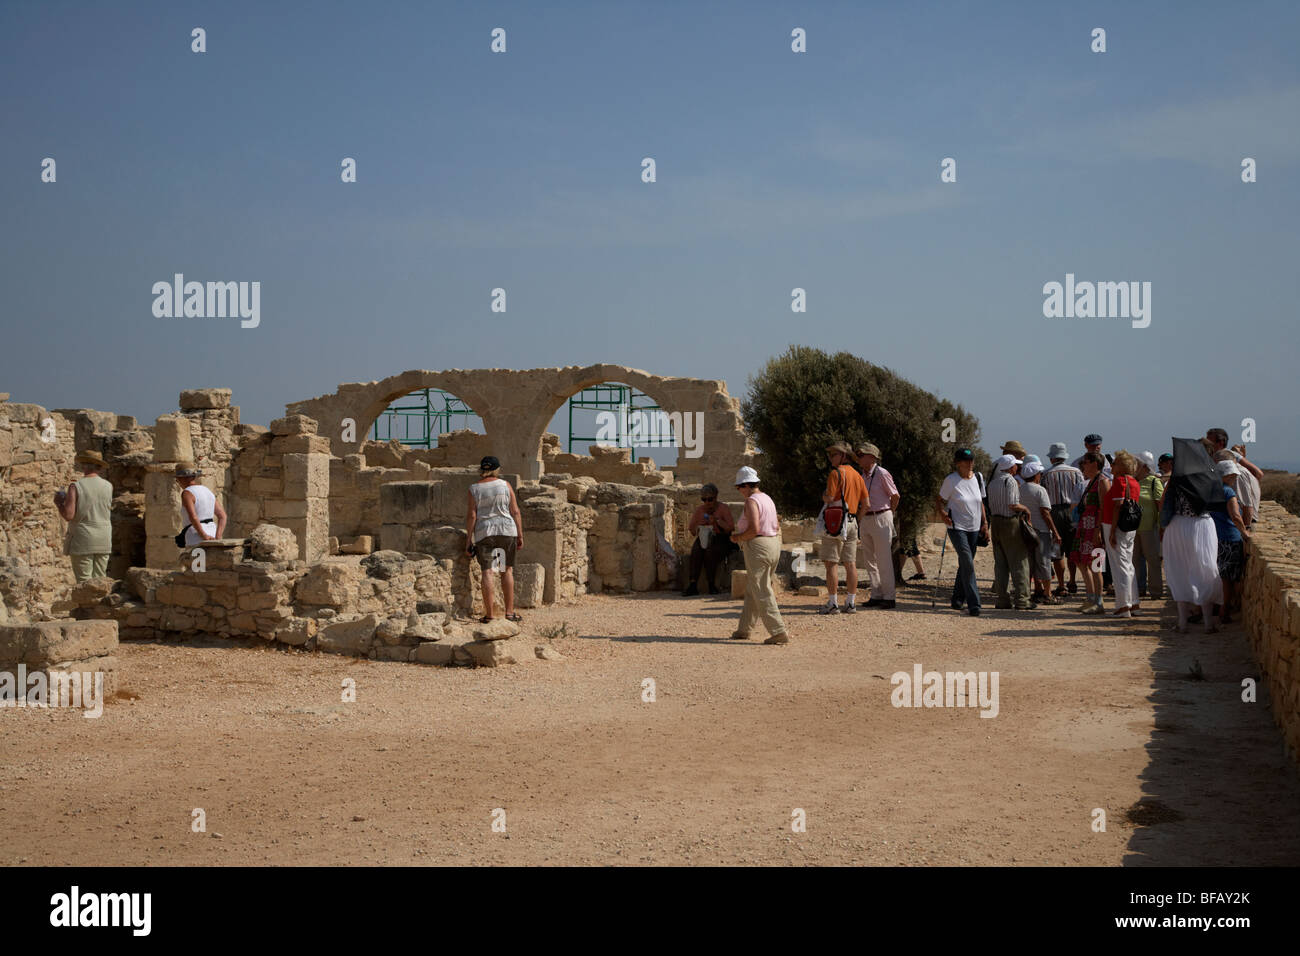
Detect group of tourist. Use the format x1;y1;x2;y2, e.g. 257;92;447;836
927;428;1262;633
674;428;1267;644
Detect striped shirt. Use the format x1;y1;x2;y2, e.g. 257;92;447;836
987;472;1021;517
1042;463;1085;507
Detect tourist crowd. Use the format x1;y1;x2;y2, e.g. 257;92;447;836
679;429;1267;642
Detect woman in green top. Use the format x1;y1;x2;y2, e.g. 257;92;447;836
1133;452;1164;600
56;450;114;582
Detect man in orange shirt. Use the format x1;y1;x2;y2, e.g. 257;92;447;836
819;442;869;614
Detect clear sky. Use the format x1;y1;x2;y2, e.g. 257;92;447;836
3;1;1298;468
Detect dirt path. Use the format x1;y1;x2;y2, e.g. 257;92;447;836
4;550;1299;866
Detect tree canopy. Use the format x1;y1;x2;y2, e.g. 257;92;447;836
740;347;990;546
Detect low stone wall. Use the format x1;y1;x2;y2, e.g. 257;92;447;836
543;443;673;487
71;536;528;668
1242;501;1300;762
0;618;120;703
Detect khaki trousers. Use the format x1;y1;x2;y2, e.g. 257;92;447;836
738;536;787;638
70;553;109;582
858;511;896;600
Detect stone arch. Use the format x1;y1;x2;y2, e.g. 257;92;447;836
286;370;504;462
286;365;756;488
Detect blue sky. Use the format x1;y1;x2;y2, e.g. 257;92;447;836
3;0;1298;468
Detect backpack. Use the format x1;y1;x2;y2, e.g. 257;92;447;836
821;466;850;537
1116;477;1143;532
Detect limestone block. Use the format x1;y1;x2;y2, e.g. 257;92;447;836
236;590;280;611
70;577;116;606
361;551;409;580
535;645;563;661
269;414;318;436
514;563;545;608
283;514;327;563
295;563;358;607
731;569;748;599
415;642;455;666
317;613;379;656
380;482;438;526
339;536;374;555
154;416;193;462
282;453;329;498
249;477;282;496
273;617;317;646
269;434;331;455
179;388;232;410
126;567;172;602
470;619;521;642
0;620;118;666
409;526;466;559
247;524;298;564
262;499;309;519
465;638;517;667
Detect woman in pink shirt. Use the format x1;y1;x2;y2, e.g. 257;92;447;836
729;466;789;645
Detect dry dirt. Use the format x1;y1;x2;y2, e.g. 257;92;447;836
4;540;1299;866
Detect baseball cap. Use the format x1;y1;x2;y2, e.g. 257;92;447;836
479;455;501;472
1216;460;1240;477
1137;451;1157;471
995;454;1022;472
1021;461;1044;479
953;448;974;462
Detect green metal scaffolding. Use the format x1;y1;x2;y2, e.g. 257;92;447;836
567;384;675;462
371;388;479;448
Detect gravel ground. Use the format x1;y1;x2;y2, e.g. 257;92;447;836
3;534;1298;866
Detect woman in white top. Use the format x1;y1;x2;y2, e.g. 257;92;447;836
176;462;226;547
466;455;524;623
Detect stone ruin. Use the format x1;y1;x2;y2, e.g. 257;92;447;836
0;366;770;670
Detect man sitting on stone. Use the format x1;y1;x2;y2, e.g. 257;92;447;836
683;483;736;595
56;450;113;582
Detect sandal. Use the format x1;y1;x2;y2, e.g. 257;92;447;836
479;616;493;624
506;613;523;623
908;572;927;581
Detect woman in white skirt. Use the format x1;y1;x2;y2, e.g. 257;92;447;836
1159;478;1222;633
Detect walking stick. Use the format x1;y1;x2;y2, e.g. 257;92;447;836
931;530;948;608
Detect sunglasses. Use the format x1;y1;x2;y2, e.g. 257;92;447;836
701;496;715;502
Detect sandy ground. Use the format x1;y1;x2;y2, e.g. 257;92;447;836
3;538;1299;867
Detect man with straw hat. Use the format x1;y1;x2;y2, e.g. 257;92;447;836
55;449;113;581
818;441;868;614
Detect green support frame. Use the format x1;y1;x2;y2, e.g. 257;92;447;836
371;388;478;448
567;384;675;462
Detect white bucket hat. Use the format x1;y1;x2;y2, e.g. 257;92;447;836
734;466;760;485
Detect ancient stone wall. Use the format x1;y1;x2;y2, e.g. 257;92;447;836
1242;501;1300;764
1;398;152;620
71;534;526;667
227;415;330;562
285;364;757;494
544;442;674;487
